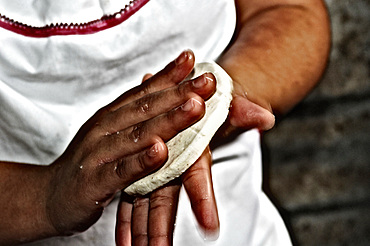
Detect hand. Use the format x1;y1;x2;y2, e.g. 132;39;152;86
116;51;219;245
230;81;276;131
212;79;276;148
45;50;217;236
116;147;219;245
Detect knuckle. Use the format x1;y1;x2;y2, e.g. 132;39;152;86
88;107;114;135
189;164;209;174
137;151;149;173
182;164;208;184
181;170;198;184
149;234;171;241
134;96;153;115
138;82;151;97
133;197;149;209
165;111;181;134
151;193;172;203
191;196;211;208
175;81;187;97
89;121;105;138
176;82;196;101
133;234;148;245
150;194;174;210
167;96;196;127
129;123;146;143
115;159;128;180
117;217;131;227
96;105;113;118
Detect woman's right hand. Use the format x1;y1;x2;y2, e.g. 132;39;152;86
46;50;217;235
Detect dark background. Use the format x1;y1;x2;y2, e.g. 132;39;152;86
263;1;370;245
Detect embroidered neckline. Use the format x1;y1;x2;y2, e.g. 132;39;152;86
0;0;149;38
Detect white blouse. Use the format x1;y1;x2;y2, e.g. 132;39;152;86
0;0;291;245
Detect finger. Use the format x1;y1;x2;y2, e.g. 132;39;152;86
213;95;276;144
94;96;206;192
97;95;206;164
132;197;150;246
97;139;168;192
142;49;195;91
148;181;181;245
182;146;220;241
114;140;168;189
229;95;275;131
142;73;153;83
101;73;216;133
116;193;134;246
108;50;195;111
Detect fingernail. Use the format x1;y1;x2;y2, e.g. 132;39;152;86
193;74;212;88
181;98;194;111
175;50;190;65
204;229;220;241
181;98;202;111
198;227;220;242
147;142;161;157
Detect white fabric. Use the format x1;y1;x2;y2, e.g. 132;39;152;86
0;0;134;26
0;0;291;245
175;130;292;245
0;0;236;165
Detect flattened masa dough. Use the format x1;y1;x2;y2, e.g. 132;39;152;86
124;62;233;196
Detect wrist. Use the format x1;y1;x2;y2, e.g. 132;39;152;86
232;77;273;114
24;164;61;241
216;59;274;114
0;162;59;244
39;164;62;238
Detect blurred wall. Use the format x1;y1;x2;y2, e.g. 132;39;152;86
263;1;370;245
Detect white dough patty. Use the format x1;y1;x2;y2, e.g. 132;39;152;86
124;62;233;196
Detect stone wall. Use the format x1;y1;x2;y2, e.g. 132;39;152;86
263;1;370;245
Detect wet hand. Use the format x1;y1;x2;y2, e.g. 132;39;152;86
116;147;219;245
212;78;276;147
45;50;216;235
115;50;219;245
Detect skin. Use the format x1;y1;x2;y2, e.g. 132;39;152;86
116;60;220;245
0;53;217;244
116;0;330;245
0;0;330;245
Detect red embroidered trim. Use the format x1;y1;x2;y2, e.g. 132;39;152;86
0;0;149;38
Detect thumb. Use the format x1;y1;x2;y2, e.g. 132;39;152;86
229;95;275;131
142;73;153;83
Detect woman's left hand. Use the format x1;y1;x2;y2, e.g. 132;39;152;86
116;146;219;245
